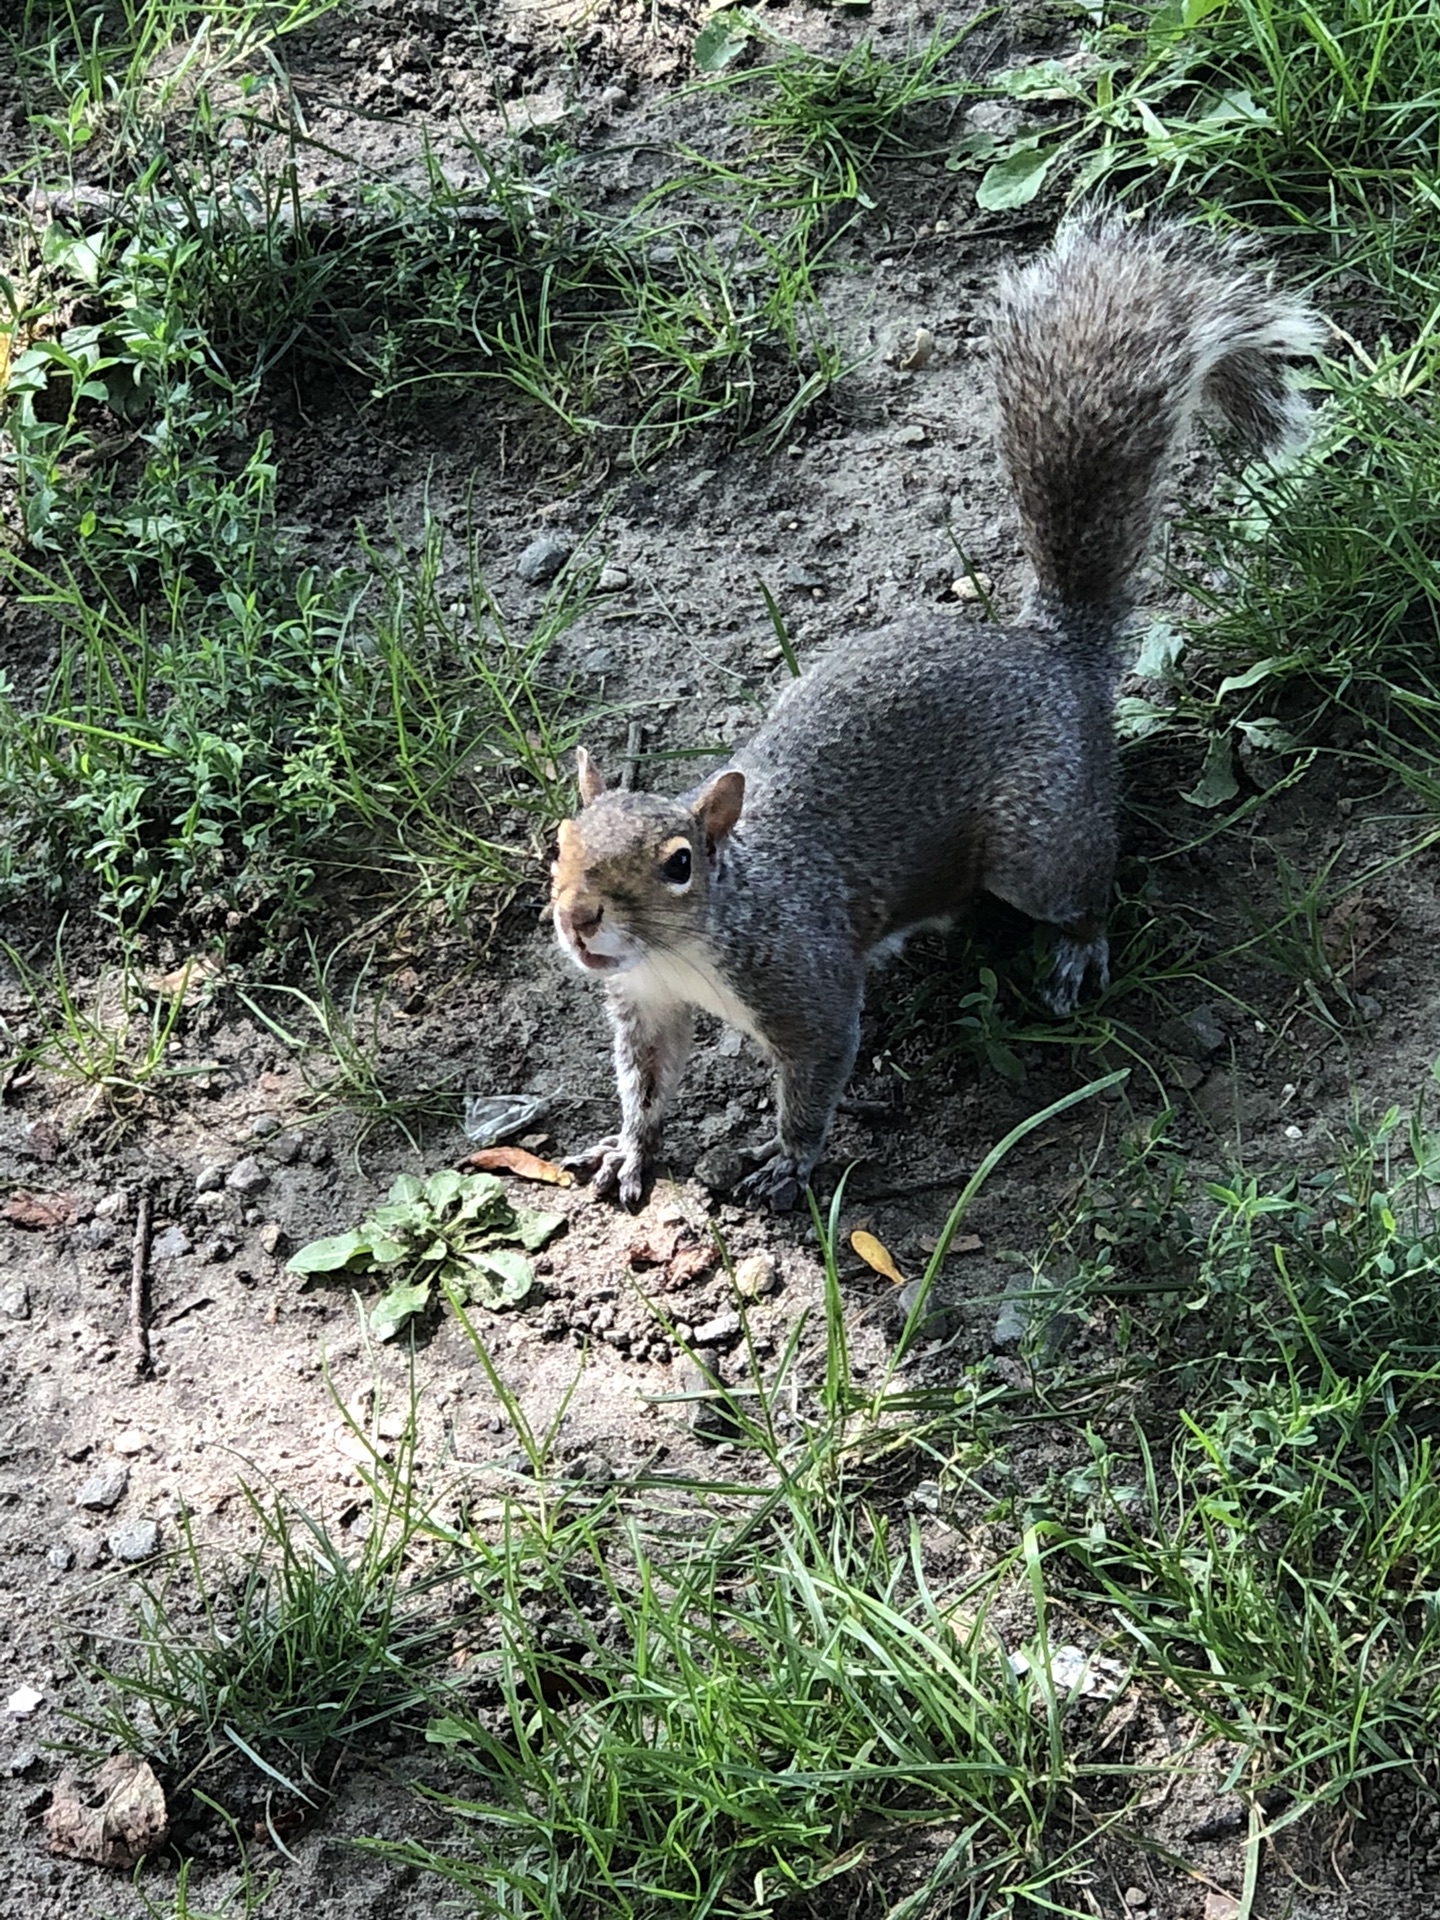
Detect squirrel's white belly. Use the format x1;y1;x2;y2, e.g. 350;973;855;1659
622;945;763;1042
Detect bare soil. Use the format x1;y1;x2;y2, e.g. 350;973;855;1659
2;4;1438;1917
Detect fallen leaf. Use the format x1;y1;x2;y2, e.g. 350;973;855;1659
666;1243;719;1287
144;954;222;1001
627;1231;680;1270
949;1233;983;1256
2;1191;75;1230
899;325;934;370
1204;1895;1242;1920
462;1145;573;1186
45;1754;169;1866
851;1229;905;1286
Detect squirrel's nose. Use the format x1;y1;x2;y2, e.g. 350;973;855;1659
561;902;603;942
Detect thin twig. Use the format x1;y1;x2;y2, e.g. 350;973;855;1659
618;720;644;791
129;1191;152;1376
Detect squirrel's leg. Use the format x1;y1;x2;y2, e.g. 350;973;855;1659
986;844;1113;1017
565;996;694;1209
735;995;862;1214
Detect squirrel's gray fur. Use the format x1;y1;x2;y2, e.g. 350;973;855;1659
552;212;1323;1210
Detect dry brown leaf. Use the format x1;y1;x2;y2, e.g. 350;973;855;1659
45;1754;168;1866
899;326;935;370
462;1146;573;1186
144;953;222;1001
627;1229;680;1269
2;1190;76;1230
851;1229;905;1286
1203;1895;1241;1920
950;1233;983;1256
666;1244;719;1287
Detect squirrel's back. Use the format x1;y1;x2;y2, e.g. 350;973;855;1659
990;212;1323;634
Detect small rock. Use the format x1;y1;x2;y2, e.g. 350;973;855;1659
113;1429;149;1456
6;1687;43;1719
6;1748;39;1776
1158;1004;1226;1062
692;1308;742;1347
76;1462;129;1511
76;1220;118;1250
516;532;573;584
596;565;630;592
75;1536;106;1571
896;1276;954;1342
680;1363;744;1444
94;1191;129;1219
108;1519;161;1564
225;1156;269;1194
734;1252;776;1299
597;83;628;111
203;1235;236;1263
267;1132;302;1166
782;562;825;591
694;1148;744;1195
1123;1893;1148;1912
0;1279;30;1321
46;1544;74;1572
258;1222;287;1257
248;1113;282;1139
894;424;928;447
195;1164;228;1194
951;572;993;602
151;1225;193;1260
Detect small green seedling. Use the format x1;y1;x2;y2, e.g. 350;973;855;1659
287;1169;564;1340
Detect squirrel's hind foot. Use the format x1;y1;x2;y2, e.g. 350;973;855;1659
734;1150;808;1214
563;1134;648;1209
1040;931;1110;1017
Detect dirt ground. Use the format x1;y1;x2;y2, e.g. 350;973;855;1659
3;3;1439;1917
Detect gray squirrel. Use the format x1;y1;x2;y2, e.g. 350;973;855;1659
551;213;1323;1210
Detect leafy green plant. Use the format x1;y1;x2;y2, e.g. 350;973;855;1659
287;1170;565;1340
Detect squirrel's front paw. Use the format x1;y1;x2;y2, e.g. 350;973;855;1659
1040;931;1110;1017
562;1136;648;1209
734;1152;807;1214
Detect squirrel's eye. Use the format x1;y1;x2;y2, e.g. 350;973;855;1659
661;846;692;886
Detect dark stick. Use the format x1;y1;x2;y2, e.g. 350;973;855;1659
130;1192;153;1376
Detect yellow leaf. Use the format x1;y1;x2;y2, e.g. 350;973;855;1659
850;1229;905;1286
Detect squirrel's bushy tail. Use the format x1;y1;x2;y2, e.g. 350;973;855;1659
990;212;1324;629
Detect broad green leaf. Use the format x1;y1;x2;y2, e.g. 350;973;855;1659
943;131;999;171
368;1235;411;1266
426;1715;474;1748
1182;735;1239;808
286;1230;368;1276
976;143;1055;212
370;1275;433;1341
693;11;751;71
387;1173;424;1205
423;1168;464;1213
511;1208;566;1252
463;1249;535;1310
1132;620;1184;679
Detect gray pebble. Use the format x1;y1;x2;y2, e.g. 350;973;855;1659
225;1156;269;1194
259;1222;287;1257
267;1132;302;1166
76;1220;118;1250
516;532;573;584
694;1147;745;1195
692;1308;742;1347
203;1236;236;1263
46;1544;73;1572
76;1463;129;1511
107;1519;161;1564
596;565;630;592
0;1279;30;1321
195;1163;228;1194
895;1276;955;1343
248;1113;282;1139
1158;1004;1227;1062
152;1224;193;1260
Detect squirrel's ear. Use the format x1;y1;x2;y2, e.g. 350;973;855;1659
692;769;745;845
575;746;606;807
